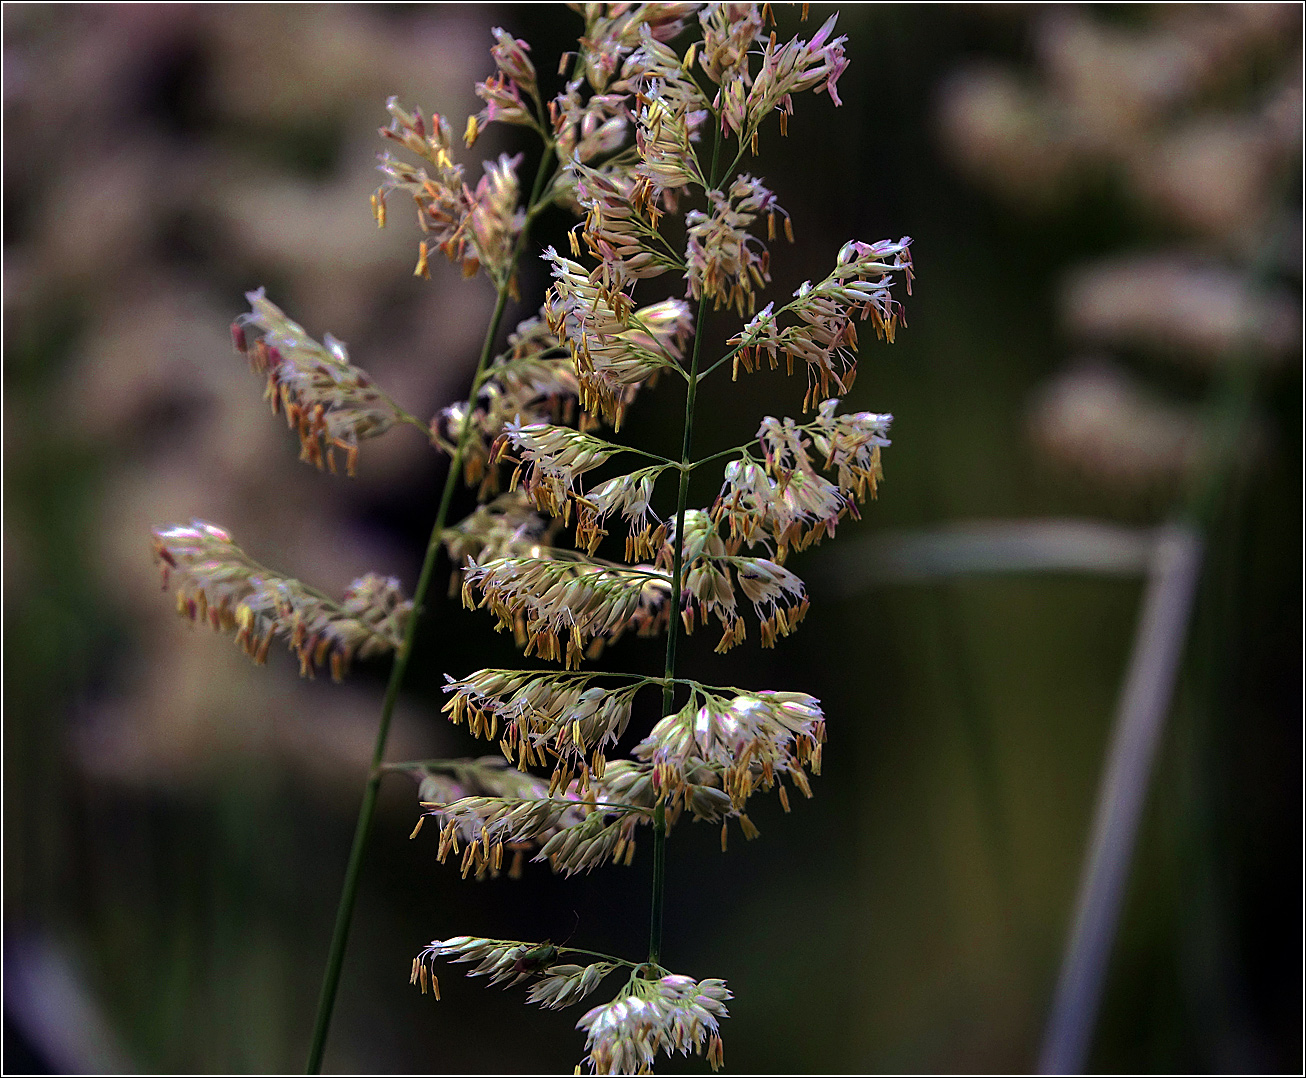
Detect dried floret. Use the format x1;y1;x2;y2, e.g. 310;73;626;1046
152;521;409;681
233;289;410;475
551;80;631;166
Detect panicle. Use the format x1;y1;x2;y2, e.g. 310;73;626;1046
729;236;913;408
152;521;410;681
685;174;790;317
233;289;405;475
577;973;731;1075
730;13;848;151
462;552;673;668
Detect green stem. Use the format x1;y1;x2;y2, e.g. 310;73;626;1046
688;442;757;472
305;142;557;1075
648;121;724;970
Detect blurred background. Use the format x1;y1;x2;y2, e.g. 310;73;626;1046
4;3;1300;1073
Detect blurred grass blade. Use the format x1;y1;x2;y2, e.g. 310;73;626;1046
1038;522;1203;1073
828;520;1157;585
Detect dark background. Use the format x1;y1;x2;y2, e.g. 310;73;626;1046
4;4;1301;1073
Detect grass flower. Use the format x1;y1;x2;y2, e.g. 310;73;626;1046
152;521;409;680
233;288;415;475
577;974;731;1075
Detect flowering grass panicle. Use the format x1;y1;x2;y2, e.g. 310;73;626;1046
152;5;913;1073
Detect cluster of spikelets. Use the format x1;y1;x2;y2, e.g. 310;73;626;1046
411;938;729;1073
414;683;822;883
152;4;912;1073
152;522;411;681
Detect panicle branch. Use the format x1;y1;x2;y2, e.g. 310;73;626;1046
443;668;642;779
413;935;616;1007
713;402;893;558
461;552;673;668
431;311;584;494
635;689;824;820
152;521;410;681
722;12;848;152
686;174;791;317
567;157;686;292
544;248;695;426
657;510;810;651
573;3;700;93
374;96;526;285
730;237;913;408
466;27;543;146
233;289;411;475
576;465;669;560
492;420;623;521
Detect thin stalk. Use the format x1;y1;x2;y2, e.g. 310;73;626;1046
648;121;724;969
305;143;557;1074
